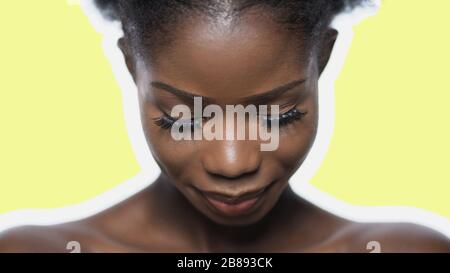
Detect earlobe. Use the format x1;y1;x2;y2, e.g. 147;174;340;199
318;28;338;76
118;37;137;83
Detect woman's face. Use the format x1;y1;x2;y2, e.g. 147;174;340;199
123;12;331;226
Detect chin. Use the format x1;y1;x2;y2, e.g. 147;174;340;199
206;210;270;227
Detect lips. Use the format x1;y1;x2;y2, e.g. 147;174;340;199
198;183;272;216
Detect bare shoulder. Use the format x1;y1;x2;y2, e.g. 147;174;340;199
0;216;141;253
0;187;165;253
291;196;450;253
327;222;450;253
0;223;87;252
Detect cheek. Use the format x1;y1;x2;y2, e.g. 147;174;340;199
273;98;318;171
140;103;198;180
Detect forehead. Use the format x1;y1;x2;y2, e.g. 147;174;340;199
140;10;312;100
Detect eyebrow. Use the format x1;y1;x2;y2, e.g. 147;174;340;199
150;78;307;105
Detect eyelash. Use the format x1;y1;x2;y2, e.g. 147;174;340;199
263;107;307;128
153;107;307;130
153;114;203;132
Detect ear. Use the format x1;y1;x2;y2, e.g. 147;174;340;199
317;28;338;76
118;37;137;83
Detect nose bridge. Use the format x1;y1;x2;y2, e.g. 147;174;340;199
201;139;262;179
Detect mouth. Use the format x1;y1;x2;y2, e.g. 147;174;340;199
197;182;274;217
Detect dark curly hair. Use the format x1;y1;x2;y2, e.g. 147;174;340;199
94;0;366;57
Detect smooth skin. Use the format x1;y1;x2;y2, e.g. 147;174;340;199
1;8;450;253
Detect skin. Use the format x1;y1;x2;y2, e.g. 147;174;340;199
1;8;450;253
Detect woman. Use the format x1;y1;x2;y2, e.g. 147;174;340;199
1;0;449;252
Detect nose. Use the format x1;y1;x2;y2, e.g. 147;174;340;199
201;139;262;179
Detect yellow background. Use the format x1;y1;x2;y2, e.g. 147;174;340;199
0;0;449;219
